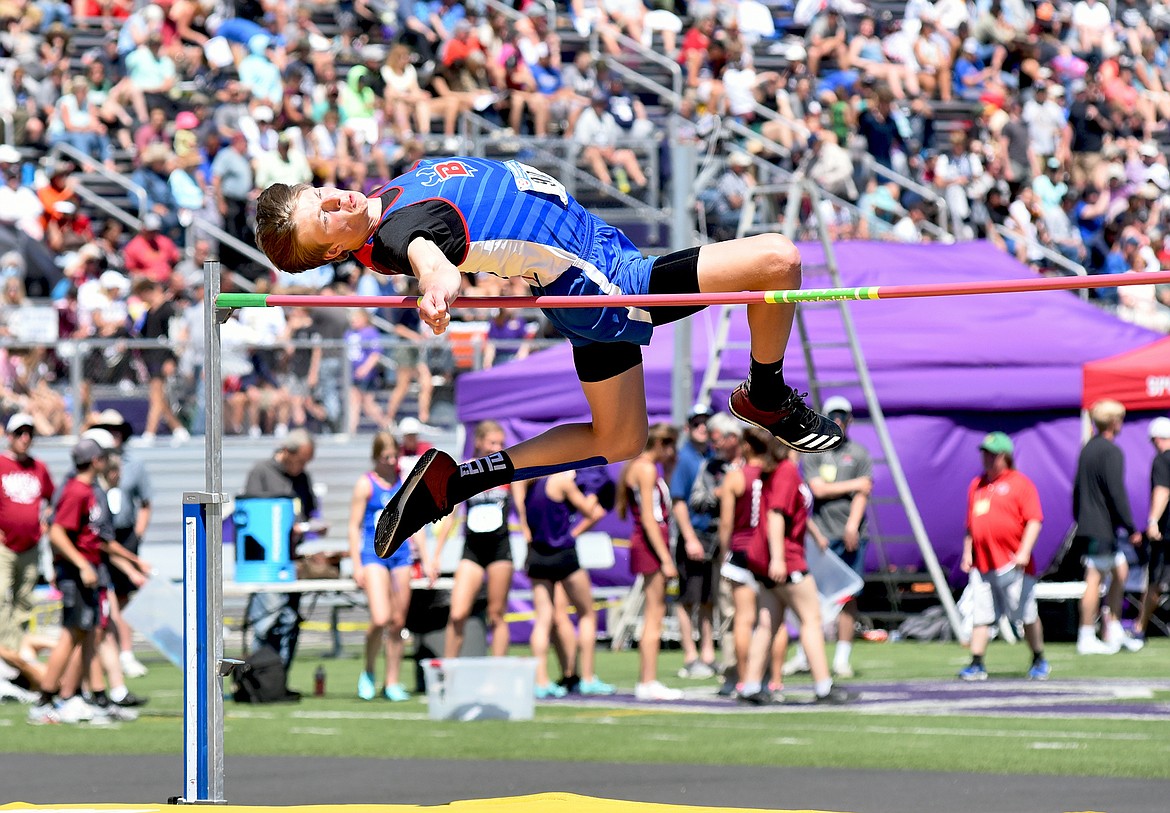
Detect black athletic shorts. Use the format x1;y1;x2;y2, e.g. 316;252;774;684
675;533;717;606
462;533;512;568
57;571;108;632
526;543;581;583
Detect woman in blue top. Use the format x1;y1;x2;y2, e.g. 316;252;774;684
347;431;432;701
520;470;612;698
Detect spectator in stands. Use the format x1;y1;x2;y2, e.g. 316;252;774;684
131;143;181;238
809;131;857;201
243;430;320;671
212;131;256;276
570;0;621;55
134;106;170;162
46;200;93;257
0;61;46;147
238;37;283;108
848;16;919;100
382;43;435;139
133;278;189;445
705;150;755;241
857;88;907;173
174;269;207;435
1023;83;1068;176
740;439;851;705
606;75;655;140
617;423;683;701
36;158;76;237
49;75;113;168
892;200;930;243
805;9;849;80
396;417;433;477
170;148;218;242
348;431;430;701
1067;78;1113;188
124;213;181;285
1072;0;1114;57
669;404;718;680
572;91;648;194
345;308;386;435
521;469;613;698
1134;417;1170;644
0;147;44;240
0;414;54;694
125;32;177;112
434;420;518;658
87;409;152;678
935;132;983;240
255;131;313;191
1074;400;1143;655
280;304;326;433
956;432;1049;680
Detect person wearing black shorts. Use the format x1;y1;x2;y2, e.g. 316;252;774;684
1137;417;1170;643
521;470;614;698
434;421;518;657
133;278;189;444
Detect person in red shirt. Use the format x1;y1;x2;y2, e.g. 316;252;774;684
28;438;107;724
958;432;1048;681
0;414;55;678
739;436;851;705
123;212;181;284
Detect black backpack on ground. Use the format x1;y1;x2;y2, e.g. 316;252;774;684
232;645;300;704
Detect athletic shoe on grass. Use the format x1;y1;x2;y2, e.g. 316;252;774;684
958;663;988;681
1027;659;1051;681
729;384;843;453
634;681;684;701
375;449;457;558
383;684;410;702
358;671;376;701
814;686;855;705
535;683;568;699
578;677;616;695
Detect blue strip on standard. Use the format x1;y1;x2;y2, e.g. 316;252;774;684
182;500;209;800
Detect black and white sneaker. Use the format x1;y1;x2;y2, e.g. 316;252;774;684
374;448;458;558
729;384;844;453
814;686;855;705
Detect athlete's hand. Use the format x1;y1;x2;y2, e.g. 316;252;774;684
418;287;452;335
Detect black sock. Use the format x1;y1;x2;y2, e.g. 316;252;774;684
92;690;109;708
448;450;516;505
1032;651;1045;665
38;690;55;706
970;654;984;667
747;356;787;411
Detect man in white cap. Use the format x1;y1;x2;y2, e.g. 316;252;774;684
1133;417;1170;645
0;413;54;703
396;417;433;478
89;409;153;676
793;395;873;679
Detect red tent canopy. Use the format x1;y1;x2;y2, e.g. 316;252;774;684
1082;336;1170;410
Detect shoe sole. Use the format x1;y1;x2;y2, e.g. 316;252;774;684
374;448;440;558
728;399;843;453
958;673;988;681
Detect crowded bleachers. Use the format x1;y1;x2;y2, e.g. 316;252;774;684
2;0;1170;438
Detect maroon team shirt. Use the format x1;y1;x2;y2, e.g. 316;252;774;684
0;454;54;553
53;477;102;565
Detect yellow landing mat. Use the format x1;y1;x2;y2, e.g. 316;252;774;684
0;794;837;813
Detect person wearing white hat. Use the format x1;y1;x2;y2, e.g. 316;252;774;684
0;413;54;704
1134;417;1170;645
87;409;153;677
791;395;872;679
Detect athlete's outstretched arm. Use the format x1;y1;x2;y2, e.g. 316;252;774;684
408;236;462;335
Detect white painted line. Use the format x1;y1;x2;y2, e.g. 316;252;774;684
289;726;341;736
1029;742;1081;750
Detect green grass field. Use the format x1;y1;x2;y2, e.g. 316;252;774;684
3;639;1169;779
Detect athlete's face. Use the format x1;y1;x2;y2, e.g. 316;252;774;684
292;186;380;260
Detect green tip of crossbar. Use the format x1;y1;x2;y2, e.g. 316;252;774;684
216;293;270;308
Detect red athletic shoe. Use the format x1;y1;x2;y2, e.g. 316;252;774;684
374;449;458;558
729;384;844;453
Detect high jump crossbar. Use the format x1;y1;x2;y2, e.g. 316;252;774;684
217;269;1170;310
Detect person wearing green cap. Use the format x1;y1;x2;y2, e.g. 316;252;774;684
958;431;1049;681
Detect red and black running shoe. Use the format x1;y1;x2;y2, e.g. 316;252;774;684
729;383;844;453
374;448;458;558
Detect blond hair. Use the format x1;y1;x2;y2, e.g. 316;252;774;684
1089;399;1126;433
255;183;332;273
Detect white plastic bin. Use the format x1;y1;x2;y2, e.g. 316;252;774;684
421;657;537;721
122;576;185;668
806;539;865;605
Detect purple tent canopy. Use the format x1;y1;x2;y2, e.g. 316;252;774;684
456;241;1162;615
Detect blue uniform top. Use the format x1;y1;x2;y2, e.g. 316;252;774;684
351;156;660;346
360;472;407;565
523;477;576;551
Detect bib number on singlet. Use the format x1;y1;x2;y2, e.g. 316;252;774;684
505;160;569;205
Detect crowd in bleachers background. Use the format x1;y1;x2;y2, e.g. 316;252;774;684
2;0;1170;437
